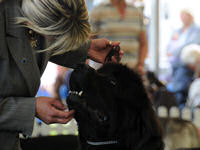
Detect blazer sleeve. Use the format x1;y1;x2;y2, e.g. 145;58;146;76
49;41;91;68
0;3;35;137
0;97;36;136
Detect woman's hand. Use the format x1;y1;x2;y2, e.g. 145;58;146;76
88;38;123;63
35;97;74;124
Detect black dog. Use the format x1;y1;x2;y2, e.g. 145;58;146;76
67;63;164;150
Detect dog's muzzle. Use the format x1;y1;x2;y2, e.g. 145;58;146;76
67;90;85;110
67;90;109;123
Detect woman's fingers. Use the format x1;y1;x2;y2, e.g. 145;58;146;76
51;114;74;124
51;108;75;119
36;96;75;124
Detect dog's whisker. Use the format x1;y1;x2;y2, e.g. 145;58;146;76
110;80;116;86
69;90;79;95
69;90;83;97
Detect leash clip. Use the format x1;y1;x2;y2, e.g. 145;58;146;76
104;45;120;63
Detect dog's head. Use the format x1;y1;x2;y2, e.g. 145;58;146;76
67;63;163;150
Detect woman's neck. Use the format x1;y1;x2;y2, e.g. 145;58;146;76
110;0;126;19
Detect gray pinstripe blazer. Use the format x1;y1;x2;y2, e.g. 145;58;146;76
0;0;90;149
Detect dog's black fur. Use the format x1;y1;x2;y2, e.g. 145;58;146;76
67;63;164;150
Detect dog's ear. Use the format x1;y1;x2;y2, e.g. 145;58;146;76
98;63;150;109
118;101;164;150
126;102;164;150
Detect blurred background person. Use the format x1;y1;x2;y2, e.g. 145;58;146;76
167;44;200;109
166;8;200;79
86;0;94;13
53;65;69;100
89;0;148;74
187;71;200;109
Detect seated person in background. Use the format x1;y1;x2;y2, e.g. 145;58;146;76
53;65;69;100
167;44;200;109
53;67;73;101
166;8;200;79
187;76;200;108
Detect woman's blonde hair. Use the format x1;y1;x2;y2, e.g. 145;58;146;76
17;0;91;55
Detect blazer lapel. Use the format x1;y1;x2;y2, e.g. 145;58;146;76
5;1;41;96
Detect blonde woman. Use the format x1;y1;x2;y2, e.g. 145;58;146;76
0;0;122;149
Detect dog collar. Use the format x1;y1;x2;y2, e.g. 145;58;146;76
87;140;118;146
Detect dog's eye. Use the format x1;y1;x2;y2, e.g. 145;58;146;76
110;80;116;86
94;110;108;122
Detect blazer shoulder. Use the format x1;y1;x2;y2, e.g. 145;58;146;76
0;0;20;9
0;0;5;10
0;1;5;30
0;0;7;14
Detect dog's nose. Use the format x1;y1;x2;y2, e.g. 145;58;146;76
67;90;87;112
68;91;80;103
